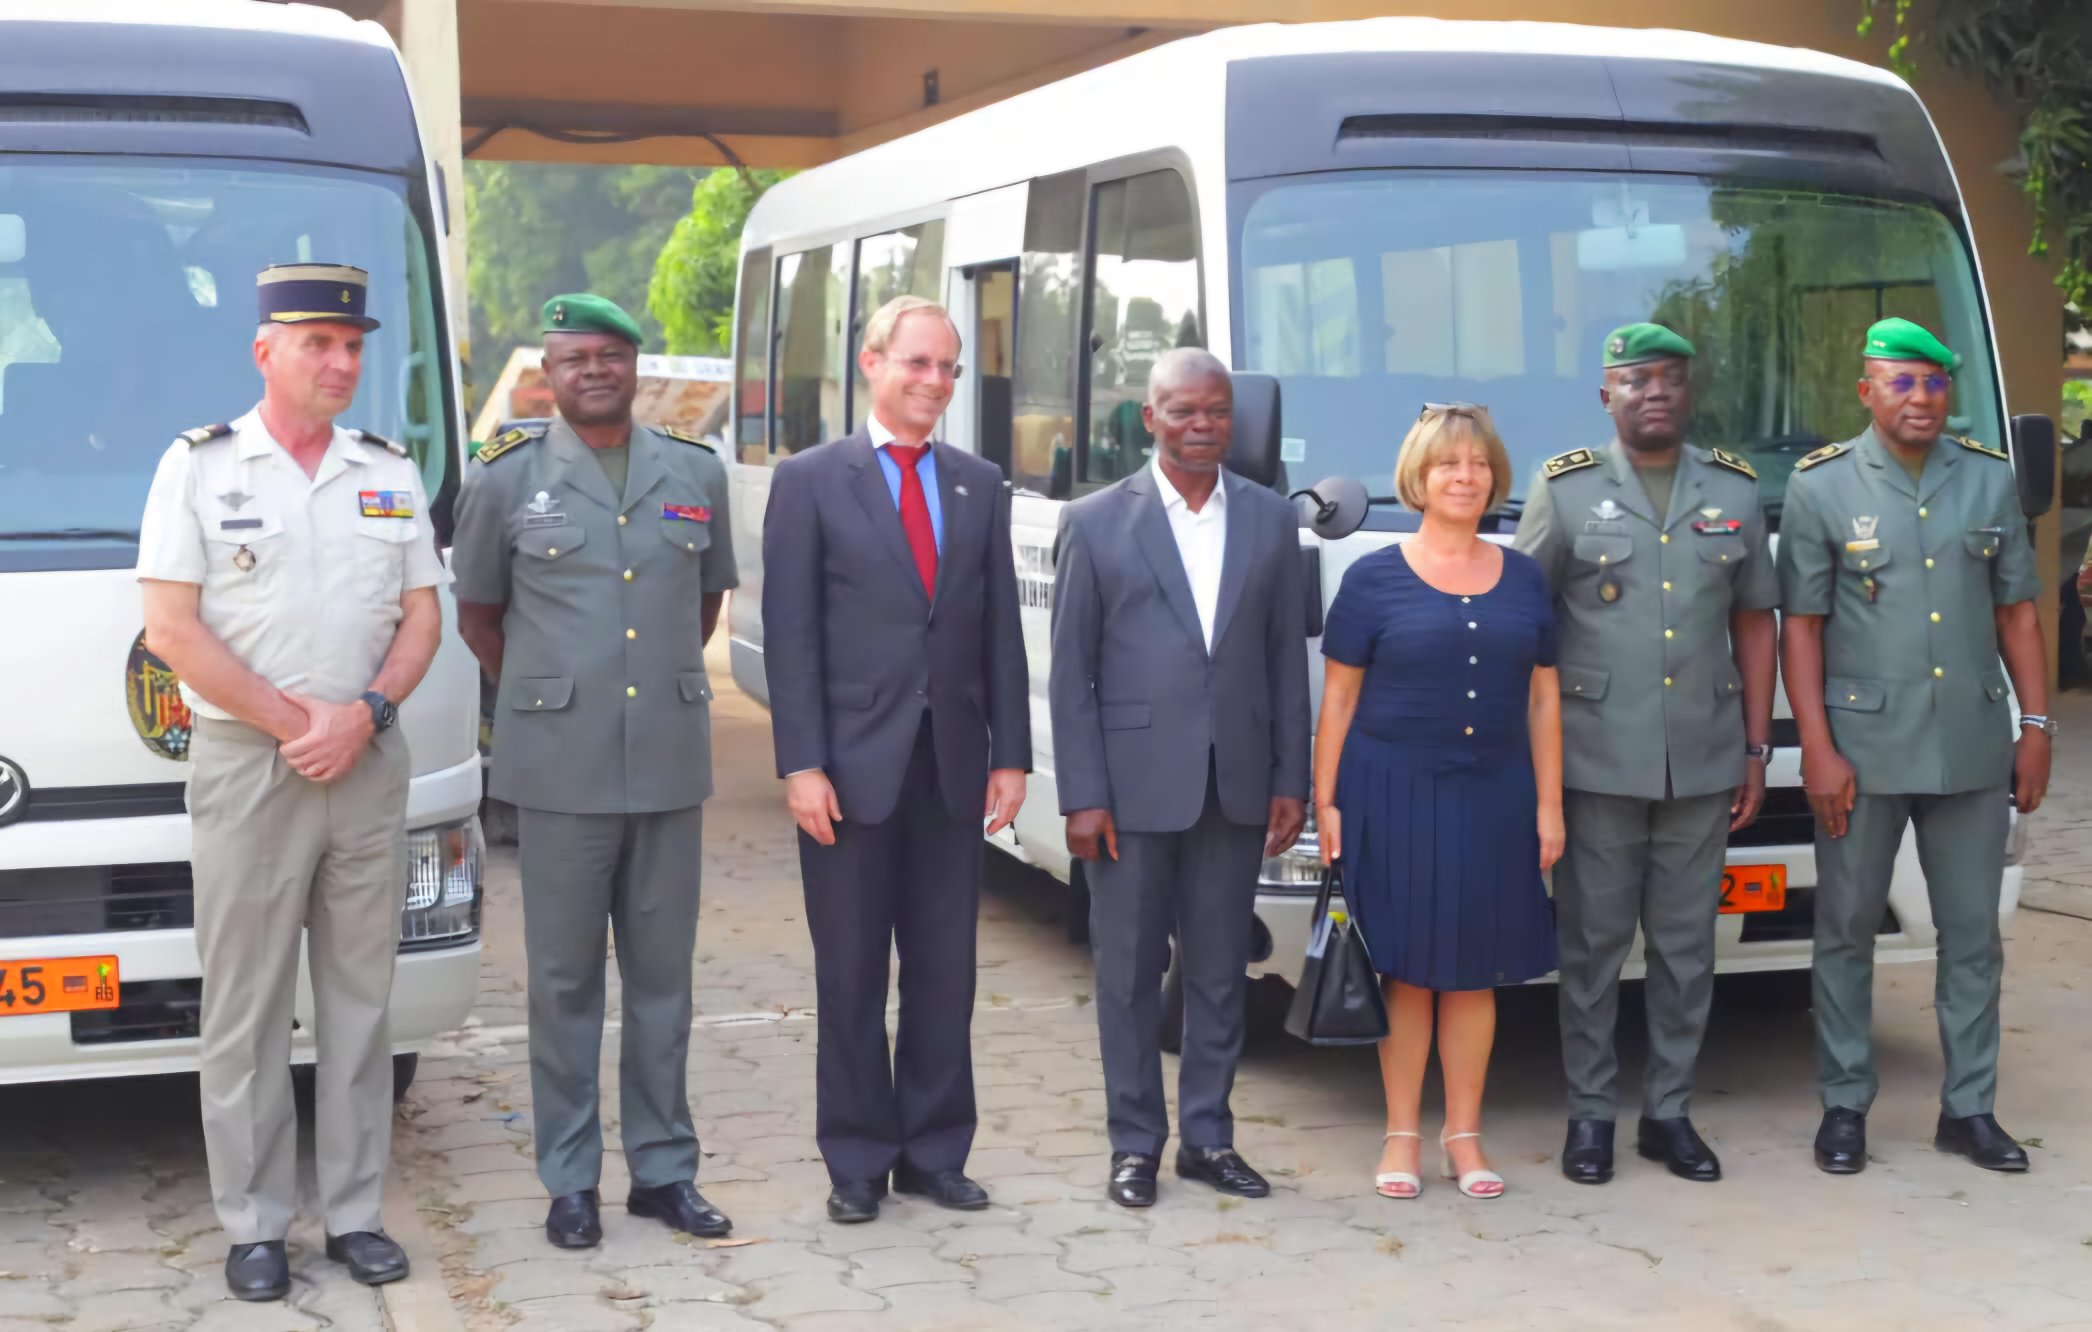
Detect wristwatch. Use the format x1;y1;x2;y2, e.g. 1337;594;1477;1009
360;690;398;733
2019;714;2059;738
1744;743;1773;762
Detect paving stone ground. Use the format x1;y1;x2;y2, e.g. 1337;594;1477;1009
4;653;2092;1330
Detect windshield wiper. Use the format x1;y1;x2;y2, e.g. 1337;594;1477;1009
0;528;140;542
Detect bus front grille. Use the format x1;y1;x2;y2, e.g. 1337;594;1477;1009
0;864;194;938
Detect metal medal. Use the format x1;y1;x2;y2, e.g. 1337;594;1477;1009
234;545;256;572
1598;573;1621;603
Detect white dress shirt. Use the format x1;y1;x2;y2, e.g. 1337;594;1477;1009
1151;455;1227;652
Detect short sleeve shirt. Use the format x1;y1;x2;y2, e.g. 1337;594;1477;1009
136;408;450;719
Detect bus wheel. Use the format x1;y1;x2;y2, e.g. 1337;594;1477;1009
392;1052;420;1101
1158;944;1185;1055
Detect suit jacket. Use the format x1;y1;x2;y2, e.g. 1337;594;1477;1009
762;431;1031;825
1049;466;1312;833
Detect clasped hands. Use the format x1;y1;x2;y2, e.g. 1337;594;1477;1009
276;691;374;784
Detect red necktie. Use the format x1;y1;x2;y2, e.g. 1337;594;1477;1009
884;442;939;594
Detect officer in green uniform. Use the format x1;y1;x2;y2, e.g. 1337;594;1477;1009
451;295;741;1245
1778;316;2050;1176
1514;323;1779;1186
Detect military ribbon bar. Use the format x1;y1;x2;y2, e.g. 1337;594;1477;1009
663;503;711;523
358;490;414;518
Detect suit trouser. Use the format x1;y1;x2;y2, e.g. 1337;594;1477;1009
1086;768;1265;1156
517;806;704;1197
1813;788;2007;1119
189;717;408;1244
798;720;982;1186
1554;789;1731;1121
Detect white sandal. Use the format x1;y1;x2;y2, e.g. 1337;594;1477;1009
1439;1132;1504;1199
1375;1131;1422;1199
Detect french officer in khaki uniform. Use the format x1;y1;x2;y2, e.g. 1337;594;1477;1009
1778;317;2049;1176
138;264;447;1301
1513;324;1779;1187
451;294;738;1249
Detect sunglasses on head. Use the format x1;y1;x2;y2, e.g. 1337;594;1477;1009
1420;401;1487;420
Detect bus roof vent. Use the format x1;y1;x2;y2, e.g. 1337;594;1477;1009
1338;114;1880;159
0;94;310;133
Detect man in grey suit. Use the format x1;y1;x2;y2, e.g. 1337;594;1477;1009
1050;348;1311;1209
452;294;737;1249
762;296;1031;1224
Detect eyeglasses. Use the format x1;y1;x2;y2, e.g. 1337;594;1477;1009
886;354;965;380
1420;401;1487;419
1873;373;1952;396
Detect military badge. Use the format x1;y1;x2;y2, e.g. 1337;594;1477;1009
1851;516;1879;541
233;547;256;572
1598;575;1621;604
219;491;252;511
1592;498;1623;522
125;630;193;761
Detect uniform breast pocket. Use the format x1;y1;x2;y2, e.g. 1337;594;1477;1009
661;509;713;556
1840;544;1890;575
1572;533;1634;569
517;524;587;563
1963;530;2002;561
351;517;415;601
202;513;287;602
1694;536;1746;568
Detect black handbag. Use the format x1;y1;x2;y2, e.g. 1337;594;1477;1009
1283;862;1390;1046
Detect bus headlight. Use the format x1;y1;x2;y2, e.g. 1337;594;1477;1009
1259;805;1323;892
401;818;483;950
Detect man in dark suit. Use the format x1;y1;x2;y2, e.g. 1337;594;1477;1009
762;296;1031;1224
1049;348;1311;1208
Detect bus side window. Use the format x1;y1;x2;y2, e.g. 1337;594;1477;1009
734;245;770;465
970;262;1017;480
1013;170;1084;499
772;245;838;457
850;221;945;435
1081;168;1199;490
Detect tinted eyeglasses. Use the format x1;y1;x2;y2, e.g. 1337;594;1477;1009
1873;372;1952;396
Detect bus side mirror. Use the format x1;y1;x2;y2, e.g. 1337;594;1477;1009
1228;372;1283;488
2010;414;2056;518
1294;475;1369;541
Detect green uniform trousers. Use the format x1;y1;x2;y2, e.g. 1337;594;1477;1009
517;806;704;1198
1813;789;2008;1119
1555;789;1731;1121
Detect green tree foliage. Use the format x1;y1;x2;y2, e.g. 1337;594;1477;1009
1859;1;2092;336
648;168;790;356
463;162;701;365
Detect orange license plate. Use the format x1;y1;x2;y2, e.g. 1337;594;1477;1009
0;956;120;1016
1719;865;1787;914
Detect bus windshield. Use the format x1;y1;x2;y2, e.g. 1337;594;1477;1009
0;157;450;571
1233;171;2001;525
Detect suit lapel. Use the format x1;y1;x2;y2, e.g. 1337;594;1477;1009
620;427;669;514
1860;428;1920;501
846;433;930;605
1602;440;1660;529
1664;448;1707;532
1127;470;1207;656
1209;472;1253;654
545;417;619;512
1917;439;1959;507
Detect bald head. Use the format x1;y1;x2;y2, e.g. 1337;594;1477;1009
1146;347;1230;406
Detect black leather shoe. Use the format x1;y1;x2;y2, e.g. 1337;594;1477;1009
225;1240;290;1302
628;1181;733;1237
1934;1112;2030;1172
324;1231;409;1286
1635;1116;1721;1182
545;1189;602;1249
826;1178;887;1224
1562;1119;1615;1185
893;1163;990;1210
1107;1152;1159;1208
1174;1146;1269;1198
1815;1108;1867;1175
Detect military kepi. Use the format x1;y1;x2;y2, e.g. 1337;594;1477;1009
257;263;380;333
543;293;643;347
1603;322;1695;368
1863;316;1960;373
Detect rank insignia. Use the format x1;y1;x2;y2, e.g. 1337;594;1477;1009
1709;447;1757;478
663;503;711;523
358;490;413;519
1544;448;1599;479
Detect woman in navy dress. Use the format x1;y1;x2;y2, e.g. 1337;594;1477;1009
1312;404;1563;1201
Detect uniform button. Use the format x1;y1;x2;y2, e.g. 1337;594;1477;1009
1461;595;1472;603
1468;656;1478;665
1860;559;1870;569
1930;611;1941;623
686;542;696;551
534;698;543;707
546;547;558;557
1660;534;1670;544
1848;693;1858;702
1662;581;1672;591
1466;689;1476;699
1918;506;1929;519
1598;555;1608;564
1926;557;1936;569
1467;621;1477;630
617;514;628;526
626;685;638;698
1719;553;1729;562
1664;628;1675;639
1464;726;1474;736
626;628;637;640
1933;666;1945;679
1664;677;1673;687
623;569;635;582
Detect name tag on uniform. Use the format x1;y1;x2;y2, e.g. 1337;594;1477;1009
1844;538;1880;552
359;490;414;519
663;503;711;523
219;518;263;531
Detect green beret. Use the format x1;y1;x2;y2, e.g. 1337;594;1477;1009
542;292;643;347
1603;322;1695;368
1863;317;1959;373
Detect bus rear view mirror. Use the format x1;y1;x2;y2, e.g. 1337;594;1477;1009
0;215;22;264
2009;413;2056;518
1575;223;1686;271
1295;475;1369;541
1229;372;1283;488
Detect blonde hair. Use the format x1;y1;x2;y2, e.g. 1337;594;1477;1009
862;295;961;355
1392;407;1513;512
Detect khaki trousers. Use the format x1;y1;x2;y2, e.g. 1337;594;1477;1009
188;717;409;1243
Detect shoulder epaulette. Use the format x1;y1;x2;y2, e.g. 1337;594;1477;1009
178;423;233;448
355;428;408;458
475;422;545;464
1952;434;2008;461
1542;447;1599;480
1794;440;1853;472
659;425;716;453
1708;446;1757;479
